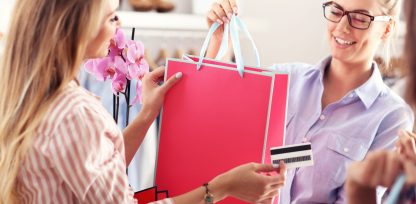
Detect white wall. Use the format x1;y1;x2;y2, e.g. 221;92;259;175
0;0;15;54
239;0;329;66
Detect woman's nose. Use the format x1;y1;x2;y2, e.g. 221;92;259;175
336;15;351;34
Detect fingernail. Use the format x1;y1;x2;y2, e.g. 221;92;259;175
227;13;232;20
175;72;183;79
216;19;223;25
233;7;238;14
222;17;229;24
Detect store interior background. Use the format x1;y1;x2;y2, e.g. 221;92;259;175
0;0;408;192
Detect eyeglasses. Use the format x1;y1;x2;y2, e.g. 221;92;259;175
322;1;391;30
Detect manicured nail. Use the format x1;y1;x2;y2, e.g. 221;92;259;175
222;17;229;23
233;7;238;14
175;72;183;79
227;13;232;20
216;19;223;24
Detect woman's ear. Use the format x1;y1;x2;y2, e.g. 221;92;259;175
381;19;396;40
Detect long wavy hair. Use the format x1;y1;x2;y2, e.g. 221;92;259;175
0;0;105;203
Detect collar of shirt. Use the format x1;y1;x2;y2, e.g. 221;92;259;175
304;56;386;109
69;79;102;101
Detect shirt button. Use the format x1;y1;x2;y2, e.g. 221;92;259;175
344;147;349;152
302;137;308;143
319;115;326;120
349;94;355;98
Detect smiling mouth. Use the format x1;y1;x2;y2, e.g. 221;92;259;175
334;37;357;46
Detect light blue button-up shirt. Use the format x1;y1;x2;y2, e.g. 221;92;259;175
272;56;414;204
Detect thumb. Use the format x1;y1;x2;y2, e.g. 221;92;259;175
278;161;287;175
161;72;182;94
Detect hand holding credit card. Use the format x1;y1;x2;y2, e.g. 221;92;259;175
270;143;314;169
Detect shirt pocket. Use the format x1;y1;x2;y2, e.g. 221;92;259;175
326;134;369;185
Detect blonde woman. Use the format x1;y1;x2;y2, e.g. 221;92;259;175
0;0;286;203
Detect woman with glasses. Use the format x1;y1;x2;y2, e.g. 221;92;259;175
207;0;414;203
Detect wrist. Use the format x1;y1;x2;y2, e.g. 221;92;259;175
208;174;230;203
139;104;159;122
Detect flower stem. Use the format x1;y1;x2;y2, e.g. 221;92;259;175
124;28;136;127
125;80;131;126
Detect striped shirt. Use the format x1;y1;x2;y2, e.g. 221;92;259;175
16;81;173;204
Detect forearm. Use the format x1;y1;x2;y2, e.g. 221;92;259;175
346;180;377;204
172;174;229;204
205;36;222;59
123;106;156;165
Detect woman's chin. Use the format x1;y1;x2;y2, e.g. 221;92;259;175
89;50;109;59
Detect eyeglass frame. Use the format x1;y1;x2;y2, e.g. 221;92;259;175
322;1;391;30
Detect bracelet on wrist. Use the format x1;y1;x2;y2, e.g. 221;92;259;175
203;183;214;204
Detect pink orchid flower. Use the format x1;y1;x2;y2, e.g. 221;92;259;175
109;28;126;57
111;72;127;94
84;28;149;105
131;80;143;105
85;57;114;81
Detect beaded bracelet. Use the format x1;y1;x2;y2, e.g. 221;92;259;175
203;183;214;204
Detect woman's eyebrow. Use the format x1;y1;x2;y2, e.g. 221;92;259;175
331;2;371;14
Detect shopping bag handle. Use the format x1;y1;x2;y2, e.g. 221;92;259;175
197;14;260;77
385;173;407;204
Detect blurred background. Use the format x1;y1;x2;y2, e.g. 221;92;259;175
0;0;408;192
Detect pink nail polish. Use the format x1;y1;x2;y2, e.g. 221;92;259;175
233;7;238;14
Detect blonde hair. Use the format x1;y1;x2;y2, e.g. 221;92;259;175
0;0;106;203
377;0;402;68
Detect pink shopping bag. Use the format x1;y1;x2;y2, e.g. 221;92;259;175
156;14;289;204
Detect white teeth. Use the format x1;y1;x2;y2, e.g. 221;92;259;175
335;37;355;45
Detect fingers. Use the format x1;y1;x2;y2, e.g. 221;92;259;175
207;10;223;25
148;66;165;80
220;1;233;20
208;0;238;25
160;72;182;94
228;0;238;14
382;152;402;187
402;158;416;185
253;163;276;173
278;161;287;175
212;3;229;24
398;130;416;160
347;151;384;187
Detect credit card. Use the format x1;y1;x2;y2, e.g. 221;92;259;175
271;142;314;169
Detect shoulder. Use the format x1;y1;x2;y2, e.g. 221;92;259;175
375;86;414;128
38;85;111;139
40;85;121;158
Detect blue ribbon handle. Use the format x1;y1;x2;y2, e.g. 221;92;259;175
197;22;220;71
198;14;260;77
385;173;406;204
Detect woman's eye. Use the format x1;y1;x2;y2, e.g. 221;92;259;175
110;15;119;22
330;10;343;17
